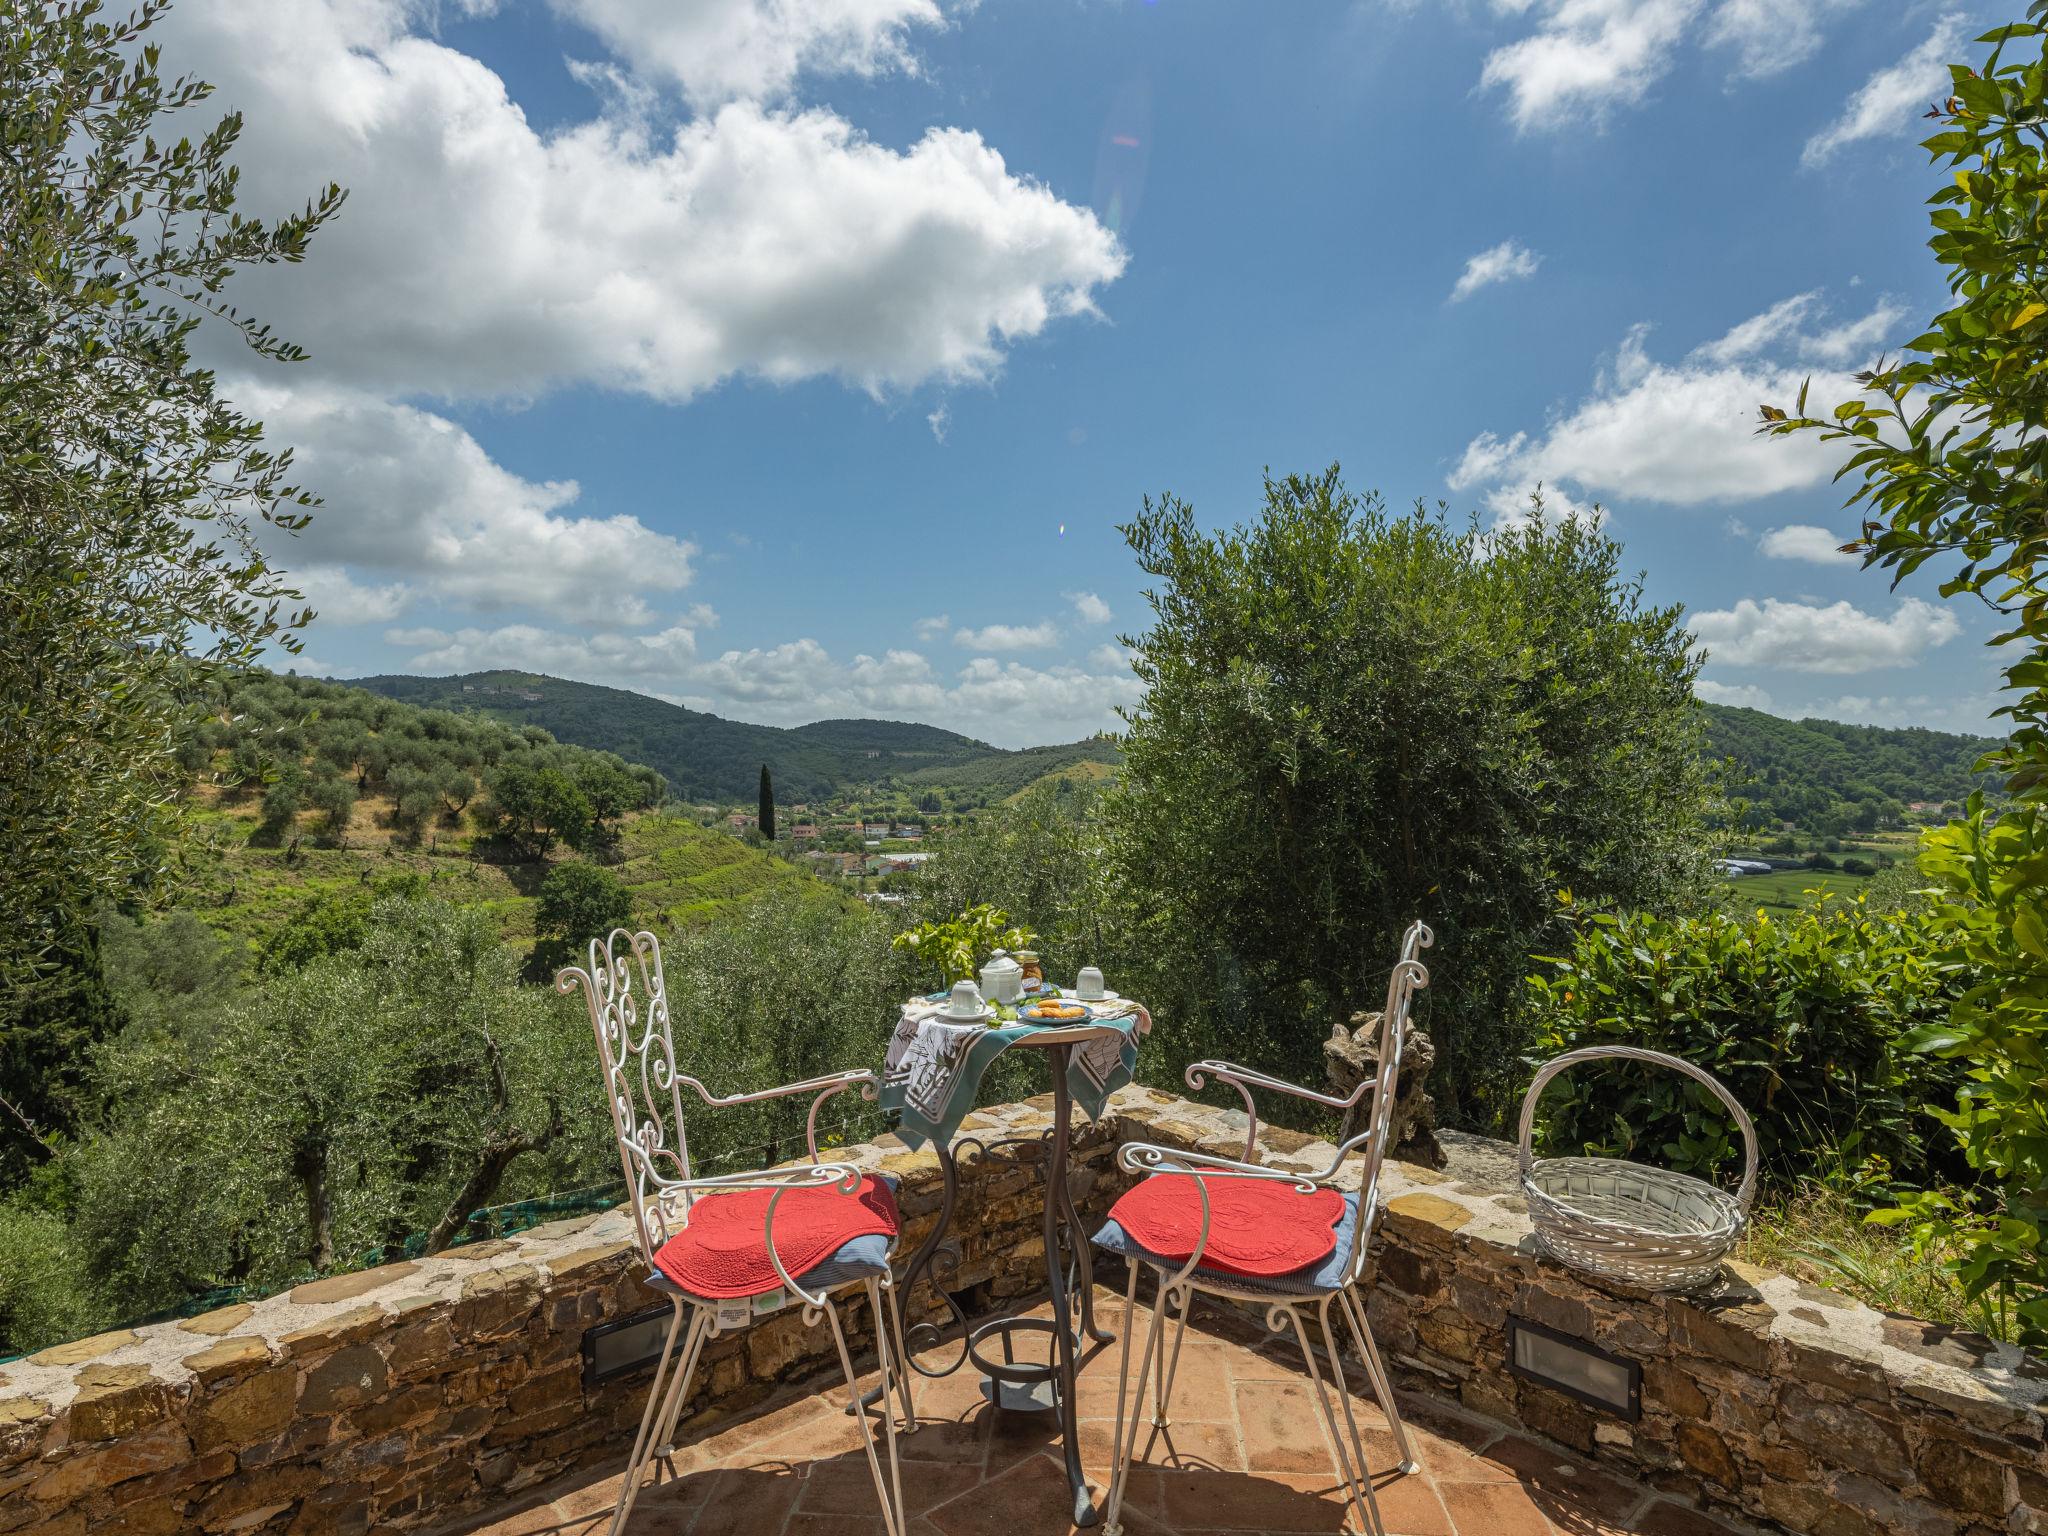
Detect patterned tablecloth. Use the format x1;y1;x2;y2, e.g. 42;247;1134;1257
877;991;1151;1151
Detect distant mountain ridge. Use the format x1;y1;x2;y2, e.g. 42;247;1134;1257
1701;703;2000;825
347;671;1117;803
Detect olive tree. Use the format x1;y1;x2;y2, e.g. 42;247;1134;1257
1103;468;1719;1126
0;2;344;1020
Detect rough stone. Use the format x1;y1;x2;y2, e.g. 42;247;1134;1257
289;1263;419;1307
280;1304;389;1358
176;1305;254;1338
26;1330;138;1369
181;1337;272;1384
68;1365;169;1442
29;1423;189;1503
300;1346;389;1415
194;1367;297;1452
1917;1437;2011;1520
1384;1192;1472;1235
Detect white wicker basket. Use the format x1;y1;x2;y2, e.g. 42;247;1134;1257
1516;1046;1757;1292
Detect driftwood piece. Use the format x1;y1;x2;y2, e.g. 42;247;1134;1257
1325;1010;1446;1170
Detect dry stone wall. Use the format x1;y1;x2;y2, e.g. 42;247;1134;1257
2;1086;2042;1536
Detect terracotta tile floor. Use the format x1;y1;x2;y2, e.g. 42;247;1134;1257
459;1289;1748;1536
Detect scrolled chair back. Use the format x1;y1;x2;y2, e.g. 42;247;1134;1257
1354;919;1432;1220
555;927;693;1264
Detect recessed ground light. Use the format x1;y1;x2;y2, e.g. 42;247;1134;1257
1507;1316;1641;1420
583;1303;675;1389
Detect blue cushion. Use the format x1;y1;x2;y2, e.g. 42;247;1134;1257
1092;1191;1364;1297
650;1173;900;1304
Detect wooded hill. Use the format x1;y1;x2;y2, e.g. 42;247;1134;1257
1701;704;2001;830
349;670;1121;804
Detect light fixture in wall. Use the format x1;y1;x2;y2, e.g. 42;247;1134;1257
583;1303;674;1389
1507;1316;1641;1420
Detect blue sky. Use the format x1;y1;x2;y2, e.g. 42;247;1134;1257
170;0;2012;746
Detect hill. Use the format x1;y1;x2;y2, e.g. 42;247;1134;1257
1701;703;2001;831
179;670;825;959
347;671;1119;804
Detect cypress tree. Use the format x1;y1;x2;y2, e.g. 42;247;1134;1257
758;764;776;841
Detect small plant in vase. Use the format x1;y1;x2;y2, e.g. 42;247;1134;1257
892;904;1037;990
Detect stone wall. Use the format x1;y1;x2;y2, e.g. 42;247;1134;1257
1114;1087;2048;1536
0;1095;1114;1536
2;1087;2042;1536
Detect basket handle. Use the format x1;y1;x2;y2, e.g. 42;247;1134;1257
1516;1046;1758;1214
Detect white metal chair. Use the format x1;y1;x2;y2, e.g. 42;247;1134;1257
557;928;915;1536
1091;922;1433;1536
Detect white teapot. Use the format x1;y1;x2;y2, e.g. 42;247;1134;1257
979;950;1024;1005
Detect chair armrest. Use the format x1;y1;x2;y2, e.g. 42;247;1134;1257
671;1067;880;1161
1183;1058;1372;1163
1116;1140;1335;1289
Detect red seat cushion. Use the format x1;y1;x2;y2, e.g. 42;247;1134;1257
652;1176;901;1299
1107;1173;1346;1277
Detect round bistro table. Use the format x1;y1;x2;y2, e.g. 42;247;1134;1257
885;1016;1129;1528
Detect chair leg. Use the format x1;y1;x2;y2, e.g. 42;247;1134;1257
881;1271;918;1431
1280;1302;1384;1536
1100;1262;1166;1536
825;1288;906;1536
650;1299;713;1463
609;1300;704;1536
1339;1283;1417;1475
1152;1283;1192;1429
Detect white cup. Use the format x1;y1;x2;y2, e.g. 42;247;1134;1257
1076;967;1106;1000
945;979;986;1017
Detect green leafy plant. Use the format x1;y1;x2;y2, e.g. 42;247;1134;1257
891;904;1037;988
1759;10;2048;1346
1527;894;1970;1192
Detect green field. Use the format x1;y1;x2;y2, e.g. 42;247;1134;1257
1723;868;1873;912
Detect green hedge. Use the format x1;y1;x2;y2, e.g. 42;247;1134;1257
1526;894;1971;1194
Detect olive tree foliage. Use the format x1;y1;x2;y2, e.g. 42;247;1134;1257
1760;10;2048;1345
62;897;599;1324
1101;469;1719;1127
0;2;344;1013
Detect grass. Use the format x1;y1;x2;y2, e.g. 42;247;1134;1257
1740;1186;2017;1342
1723;867;1874;911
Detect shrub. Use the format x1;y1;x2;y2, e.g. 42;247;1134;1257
1104;469;1719;1127
1526;896;1970;1192
529;862;632;981
1841;857;1875;876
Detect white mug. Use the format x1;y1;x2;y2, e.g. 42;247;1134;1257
946;979;986;1017
1076;967;1106;1000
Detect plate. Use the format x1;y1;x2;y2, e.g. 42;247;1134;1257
1073;988;1120;1003
936;1005;994;1024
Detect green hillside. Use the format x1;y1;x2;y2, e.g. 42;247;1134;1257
348;670;1119;804
1701;704;2001;831
179;670;826;960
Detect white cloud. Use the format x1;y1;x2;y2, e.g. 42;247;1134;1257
1802;298;1907;365
1067;591;1112;624
1088;642;1135;672
1450;293;1901;509
1803;15;1966;168
169;1;1124;405
295;565;412;626
1449;240;1542;302
389;621;704;678
927;402;950;443
913;614;951;639
242;381;697;626
952;620;1061;651
1693;679;1776;710
1480;0;1701;133
1759;524;1859;566
1705;0;1862;80
1690;596;1959;673
550;0;944;109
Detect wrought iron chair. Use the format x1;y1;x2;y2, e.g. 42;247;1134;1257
1091;922;1433;1536
557;928;915;1536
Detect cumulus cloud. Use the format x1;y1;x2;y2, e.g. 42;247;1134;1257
1693;678;1777;710
550;0;945;108
240;381;698;626
390;621;705;677
952;620;1061;651
1067;591;1112;624
1480;0;1700;133
913;614;951;639
168;1;1124;404
1705;0;1862;80
1759;524;1859;566
1803;15;1966;168
1449;293;1902;511
296;565;412;626
927;402;950;443
1690;596;1959;673
1450;240;1542;302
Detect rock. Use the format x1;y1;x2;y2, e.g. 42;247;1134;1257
1324;1011;1446;1168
